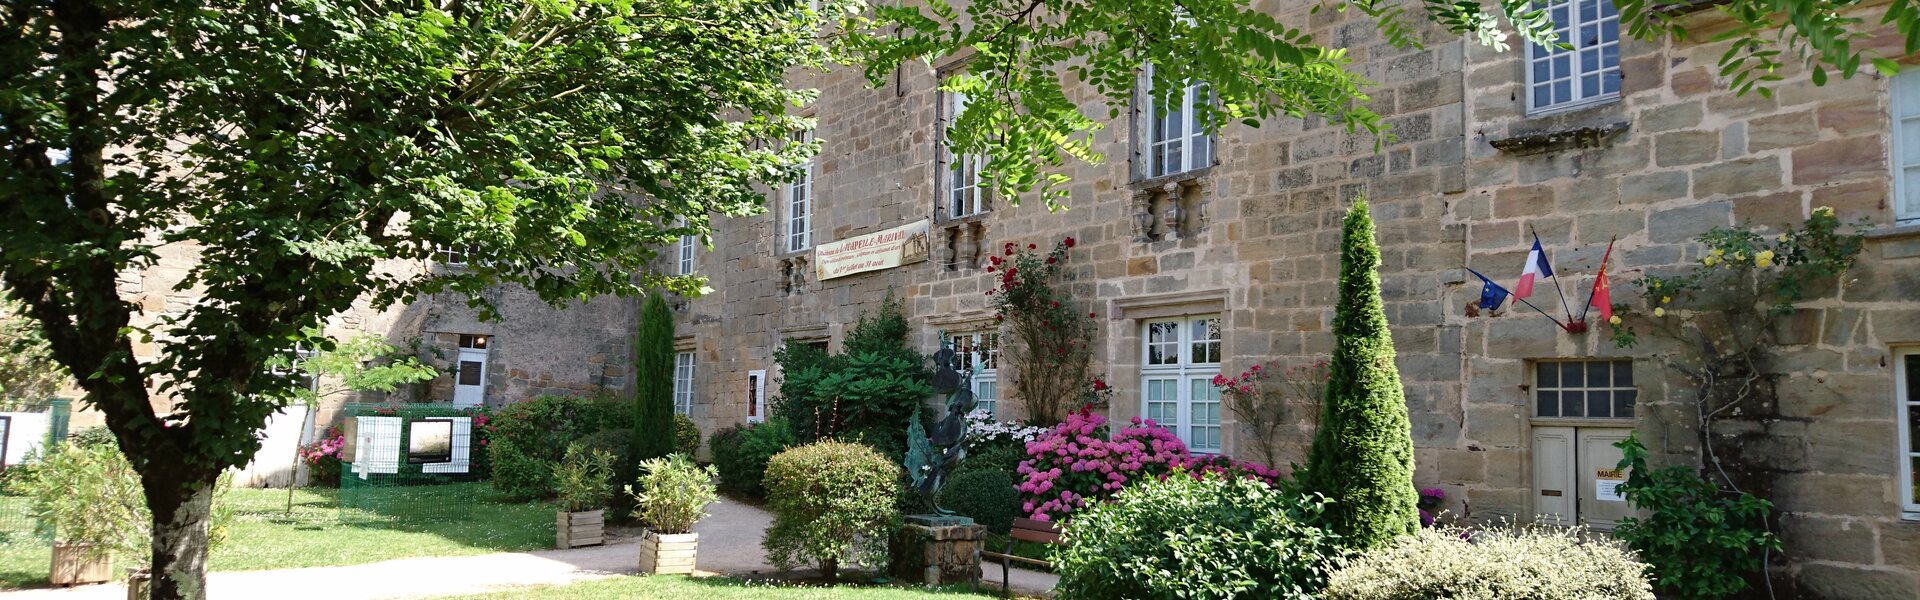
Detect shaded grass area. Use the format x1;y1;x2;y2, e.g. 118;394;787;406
0;482;555;590
436;575;997;599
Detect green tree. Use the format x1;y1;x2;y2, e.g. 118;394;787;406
1301;197;1418;550
0;297;68;406
0;2;824;597
857;0;1917;209
634;292;677;465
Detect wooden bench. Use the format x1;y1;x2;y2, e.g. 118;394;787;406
982;517;1062;594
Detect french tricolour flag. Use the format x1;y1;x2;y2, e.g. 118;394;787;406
1514;236;1553;300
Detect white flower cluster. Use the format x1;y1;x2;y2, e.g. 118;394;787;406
963;408;1049;447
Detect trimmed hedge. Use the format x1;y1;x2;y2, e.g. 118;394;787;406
1323;524;1654;600
673;413;701;457
488;394;629;501
937;469;1017;534
762;440;901;579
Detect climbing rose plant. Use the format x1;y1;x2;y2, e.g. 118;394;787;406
990;238;1103;426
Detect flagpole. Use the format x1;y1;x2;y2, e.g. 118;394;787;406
1466;266;1568;331
1531;227;1576;324
1579;237;1617;322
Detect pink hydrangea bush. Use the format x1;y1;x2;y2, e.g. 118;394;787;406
1016;406;1283;521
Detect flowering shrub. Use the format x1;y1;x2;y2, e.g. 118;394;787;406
299;426;346;488
1215;359;1328;468
1322;524;1653;600
989;238;1104;426
962;408;1049;449
1417;487;1444;527
1015;407;1282;521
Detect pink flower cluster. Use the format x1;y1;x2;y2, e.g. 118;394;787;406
298;426;345;466
1015;407;1282;521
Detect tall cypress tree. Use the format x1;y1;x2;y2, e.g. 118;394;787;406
634;292;677;464
1301;196;1419;550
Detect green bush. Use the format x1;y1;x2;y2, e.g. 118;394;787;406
772;294;931;442
14;443;236;564
1054;472;1340;600
955;436;1026;481
555;444;617;513
630;453;718;534
763;440;901;579
1323;524;1654;600
1611;433;1780;600
634;292;677;465
68;426;117;449
673;413;701;457
936;469;1017;534
1301;197;1419;550
488;394;630;500
711;417;798;498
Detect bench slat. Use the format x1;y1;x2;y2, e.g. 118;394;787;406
981;550;1050;568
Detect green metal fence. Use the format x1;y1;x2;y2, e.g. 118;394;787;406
336;403;490;526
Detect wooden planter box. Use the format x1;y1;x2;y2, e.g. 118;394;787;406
126;569;150;600
49;542;111;586
638;530;698;575
556;509;605;549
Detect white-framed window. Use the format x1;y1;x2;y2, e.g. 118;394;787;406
266;344;319;393
1140;64;1213;179
1896;347;1919;518
954;332;999;416
1526;0;1622;115
674;218;697;276
436;245;473;268
1140;315;1223;452
673;350;696;416
942;89;987;219
1533;359;1636;419
787;130;814;252
1891;70;1920;223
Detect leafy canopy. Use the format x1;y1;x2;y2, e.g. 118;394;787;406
853;0;1912;209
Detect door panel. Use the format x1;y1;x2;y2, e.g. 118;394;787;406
454;348;487;407
1532;426;1576;525
1576;428;1635;530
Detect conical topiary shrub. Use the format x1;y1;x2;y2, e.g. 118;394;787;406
633;292;677;465
1301;196;1419;550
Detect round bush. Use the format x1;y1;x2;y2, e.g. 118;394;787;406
936;469;1017;534
711;417;797;498
762;440;901;578
1322;524;1654;600
673;413;701;457
488;394;629;500
1055;472;1341;600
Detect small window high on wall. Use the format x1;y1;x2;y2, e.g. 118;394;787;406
1139;64;1213;179
1140;315;1223;452
787;130;815;252
1525;0;1621;115
1534;359;1635;419
941;88;988;219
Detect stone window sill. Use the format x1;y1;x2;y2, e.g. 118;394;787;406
1129;167;1213;193
1488;121;1630;156
1864;221;1920;241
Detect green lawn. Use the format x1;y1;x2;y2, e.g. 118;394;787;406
0;481;556;590
437;575;997;599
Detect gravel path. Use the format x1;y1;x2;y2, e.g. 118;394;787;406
0;498;1056;599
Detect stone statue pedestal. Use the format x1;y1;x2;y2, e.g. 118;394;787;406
892;514;986;586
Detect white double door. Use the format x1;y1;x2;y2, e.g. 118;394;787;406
1532;426;1637;530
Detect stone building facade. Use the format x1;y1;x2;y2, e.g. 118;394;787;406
667;3;1920;598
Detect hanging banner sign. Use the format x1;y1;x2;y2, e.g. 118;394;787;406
815;219;931;280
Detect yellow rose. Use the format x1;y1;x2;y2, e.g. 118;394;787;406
1776;233;1789;243
1703;256;1719;267
1756;250;1775;268
1814;206;1835;217
1654;307;1666;317
1661;296;1671;304
1609;315;1622;326
1710;248;1725;257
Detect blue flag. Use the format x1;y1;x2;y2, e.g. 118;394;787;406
1467;268;1510;310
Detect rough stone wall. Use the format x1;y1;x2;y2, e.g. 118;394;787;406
672;3;1920;597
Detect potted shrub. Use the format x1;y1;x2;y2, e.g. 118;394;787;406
16;443;145;586
630;453;717;575
554;445;615;549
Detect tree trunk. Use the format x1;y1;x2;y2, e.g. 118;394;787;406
145;475;216;600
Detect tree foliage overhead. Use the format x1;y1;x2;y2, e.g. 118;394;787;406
854;0;1911;209
0;1;826;597
0;297;68;405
